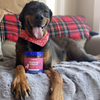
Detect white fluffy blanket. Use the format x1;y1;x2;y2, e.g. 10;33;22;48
0;60;100;100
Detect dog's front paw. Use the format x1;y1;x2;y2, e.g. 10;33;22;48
11;65;31;100
44;68;64;100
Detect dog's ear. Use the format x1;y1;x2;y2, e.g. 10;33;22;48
19;3;28;29
49;9;53;22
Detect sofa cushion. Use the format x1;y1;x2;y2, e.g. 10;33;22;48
2;40;16;58
0;14;21;42
48;15;91;40
84;35;100;55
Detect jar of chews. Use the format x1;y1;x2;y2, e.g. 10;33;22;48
24;51;43;74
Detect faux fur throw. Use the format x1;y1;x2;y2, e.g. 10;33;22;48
0;60;100;100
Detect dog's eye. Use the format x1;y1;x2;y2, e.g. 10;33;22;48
44;10;48;13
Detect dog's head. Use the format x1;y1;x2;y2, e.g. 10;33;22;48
19;1;52;39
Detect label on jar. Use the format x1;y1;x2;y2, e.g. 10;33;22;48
24;57;43;74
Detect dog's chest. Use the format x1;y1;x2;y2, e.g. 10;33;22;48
27;42;43;51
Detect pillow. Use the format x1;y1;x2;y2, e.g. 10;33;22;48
84;35;100;55
48;15;91;40
2;40;16;58
0;14;21;42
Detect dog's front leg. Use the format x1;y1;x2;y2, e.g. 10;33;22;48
11;65;31;100
44;68;64;100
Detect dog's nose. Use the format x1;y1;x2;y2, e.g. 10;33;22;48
35;14;44;21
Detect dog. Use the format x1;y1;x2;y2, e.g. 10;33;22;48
11;1;100;100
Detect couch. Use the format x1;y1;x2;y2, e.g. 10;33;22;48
0;4;100;100
1;13;100;59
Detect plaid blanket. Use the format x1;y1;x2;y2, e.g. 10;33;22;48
0;14;21;42
48;15;91;40
0;15;91;42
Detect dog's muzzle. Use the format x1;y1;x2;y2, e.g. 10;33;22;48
26;14;50;39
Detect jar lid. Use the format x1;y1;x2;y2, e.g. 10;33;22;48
24;51;43;56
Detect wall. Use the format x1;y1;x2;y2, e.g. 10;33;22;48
78;0;94;30
39;0;78;16
39;0;46;3
65;0;78;16
78;0;100;32
93;0;100;32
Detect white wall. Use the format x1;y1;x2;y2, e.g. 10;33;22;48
39;0;46;3
93;0;100;32
65;0;78;16
78;0;100;32
54;0;78;16
78;0;94;30
39;0;78;16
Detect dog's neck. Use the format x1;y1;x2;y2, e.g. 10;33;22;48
18;30;49;47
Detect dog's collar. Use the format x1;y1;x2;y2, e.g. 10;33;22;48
18;30;49;47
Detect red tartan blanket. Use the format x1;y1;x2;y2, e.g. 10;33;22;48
0;14;21;42
48;15;91;40
0;15;91;42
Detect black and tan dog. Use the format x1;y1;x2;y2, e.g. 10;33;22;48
11;1;100;100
